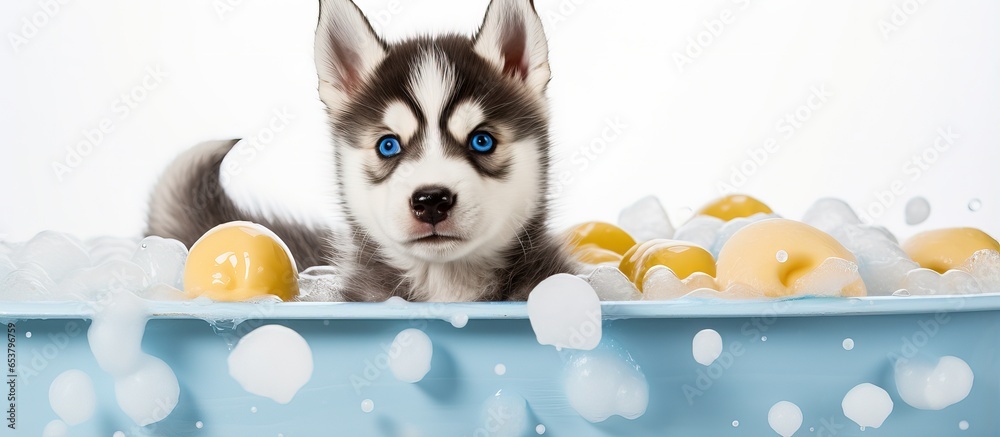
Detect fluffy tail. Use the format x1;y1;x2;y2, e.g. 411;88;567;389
145;139;332;270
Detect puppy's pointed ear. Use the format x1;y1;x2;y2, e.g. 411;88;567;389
474;0;550;94
315;0;387;111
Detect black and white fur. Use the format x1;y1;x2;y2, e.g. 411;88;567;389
146;0;576;302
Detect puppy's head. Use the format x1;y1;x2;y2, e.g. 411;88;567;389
315;0;552;264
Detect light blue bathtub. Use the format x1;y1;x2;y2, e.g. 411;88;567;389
2;295;998;436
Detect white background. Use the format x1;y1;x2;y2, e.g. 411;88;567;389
1;0;998;242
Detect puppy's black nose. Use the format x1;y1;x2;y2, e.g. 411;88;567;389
411;187;455;225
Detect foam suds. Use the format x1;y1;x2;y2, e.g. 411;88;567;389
894;355;974;410
564;345;648;422
476;390;529;437
842;383;893;428
449;313;469;328
692;329;723;366
227;324;314;404
527;274;602;351
388;328;433;383
41;419;68;437
87;291;179;426
767;401;802;437
48;369;96;426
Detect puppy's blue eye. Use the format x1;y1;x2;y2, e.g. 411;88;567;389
469;132;496;154
377;135;402;158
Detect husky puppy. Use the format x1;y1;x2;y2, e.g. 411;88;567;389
146;0;577;301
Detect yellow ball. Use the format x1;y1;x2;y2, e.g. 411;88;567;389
183;221;300;302
902;228;1000;274
697;195;773;221
619;239;716;291
564;222;637;256
716;219;866;297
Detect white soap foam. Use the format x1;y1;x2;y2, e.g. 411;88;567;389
904;197;932;225
790;257;861;297
388;328;433;383
495;363;507;376
527;274;602;351
801;198;861;234
13;231;91;282
732;420;739;427
842;338;854;351
894;356;974;410
361;399;374;413
902;268;982;296
642;267;716;301
564;347;648;422
842;383;893;428
115;355;181;426
673;215;724;252
767;401;802;437
618;195;675;241
87;290;180;426
228;324;314;404
449;313;469;328
692;329;723;366
959;420;969;430
48;369;96;425
41;419;68;437
130;236;187;290
113;431;125;437
476;390;528;437
195;420;204;428
586;266;640;301
535;424;546;434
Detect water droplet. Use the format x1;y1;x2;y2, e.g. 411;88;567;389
732;420;740;427
959;420;969;430
860;425;866;431
195;421;204;429
24;331;31;338
810;427;815;432
251;406;257;413
361;399;374;413
494;363;507;376
969;199;982;212
775;250;788;263
535;424;546;434
761;336;768;342
141;243;148;249
322;320;330;326
842;338;854;350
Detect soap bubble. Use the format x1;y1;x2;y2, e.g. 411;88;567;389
904;197;931;225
